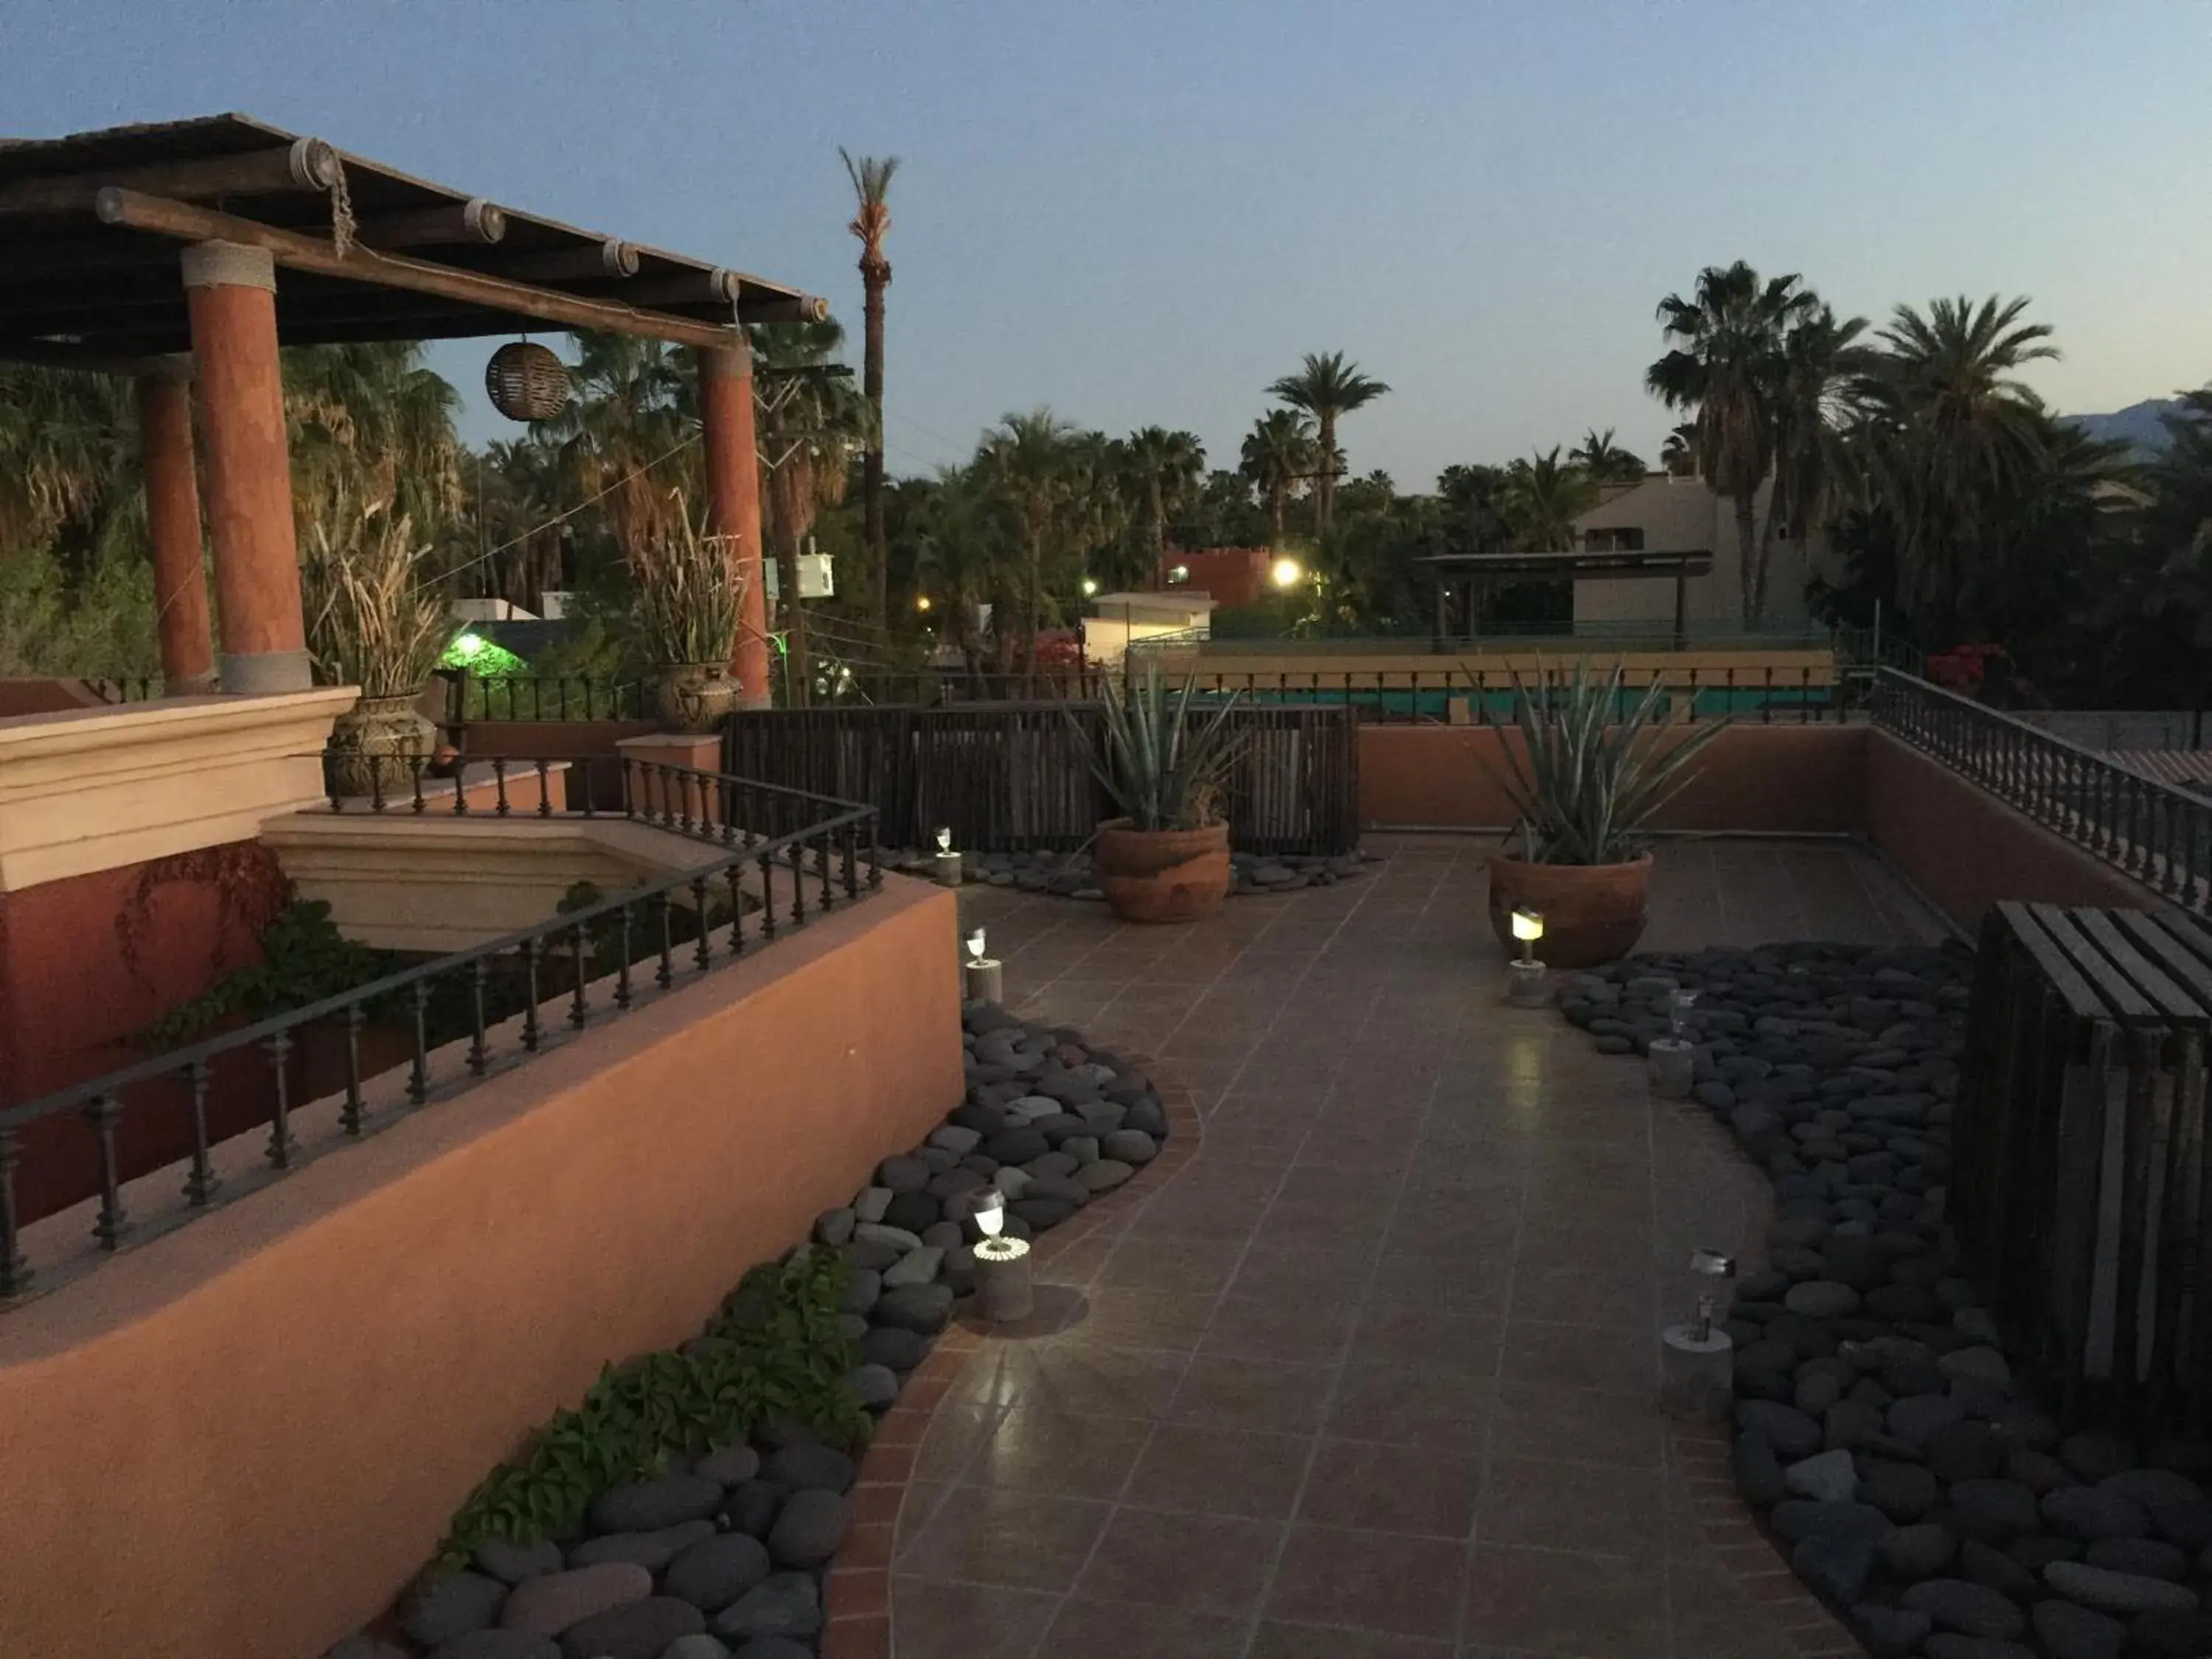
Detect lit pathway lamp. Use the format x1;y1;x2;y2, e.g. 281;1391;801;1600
1648;988;1697;1098
1660;1248;1736;1422
970;1189;1033;1322
964;928;1003;1005
1505;907;1548;1006
933;826;964;889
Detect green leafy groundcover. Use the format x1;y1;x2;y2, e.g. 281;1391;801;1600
437;1247;867;1571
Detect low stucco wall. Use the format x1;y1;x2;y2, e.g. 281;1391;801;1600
1865;730;2157;928
1359;723;1868;835
0;877;964;1659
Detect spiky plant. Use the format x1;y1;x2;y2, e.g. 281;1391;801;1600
631;493;744;666
1082;660;1245;832
1484;661;1729;864
303;494;453;697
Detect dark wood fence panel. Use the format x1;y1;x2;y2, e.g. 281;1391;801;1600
723;702;1359;856
1958;900;2212;1434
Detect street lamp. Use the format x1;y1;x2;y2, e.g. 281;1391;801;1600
1270;556;1303;589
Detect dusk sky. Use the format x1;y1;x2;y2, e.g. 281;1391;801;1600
7;1;2208;487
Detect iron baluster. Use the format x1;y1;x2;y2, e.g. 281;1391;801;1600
493;757;511;815
467;959;490;1075
340;1002;366;1135
843;821;859;898
409;756;425;813
86;1092;128;1249
265;1028;296;1169
790;841;807;928
570;922;591;1028
758;852;778;939
656;894;675;988
537;759;553;817
184;1058;219;1203
615;903;636;1008
408;979;431;1103
0;1128;26;1298
818;832;835;911
522;939;543;1050
727;871;745;956
692;877;712;970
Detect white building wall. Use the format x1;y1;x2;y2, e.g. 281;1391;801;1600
1570;475;1834;630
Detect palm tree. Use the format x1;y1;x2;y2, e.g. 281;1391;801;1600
912;463;1013;686
1119;427;1206;585
547;334;697;559
1861;295;2059;619
284;343;464;538
1265;352;1389;534
1659;422;1698;476
1646;261;1822;619
1437;462;1513;554
1766;306;1874;613
1239;410;1317;549
1569;428;1646;485
1503;448;1598;552
978;408;1082;685
752;320;868;703
0;365;134;566
838;148;900;636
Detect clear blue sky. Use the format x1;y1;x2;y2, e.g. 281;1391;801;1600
7;1;2208;487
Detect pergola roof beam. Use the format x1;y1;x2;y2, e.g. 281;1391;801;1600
0;134;342;214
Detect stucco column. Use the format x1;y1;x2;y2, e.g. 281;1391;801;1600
183;241;310;695
135;362;216;695
698;339;770;709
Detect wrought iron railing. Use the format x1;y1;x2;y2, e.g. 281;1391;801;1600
437;669;655;724
1870;668;2212;916
0;763;880;1301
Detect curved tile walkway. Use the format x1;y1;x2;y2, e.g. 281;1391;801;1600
868;836;1945;1659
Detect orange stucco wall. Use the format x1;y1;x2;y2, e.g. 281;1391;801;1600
0;878;964;1659
1358;723;1869;836
1864;730;2156;928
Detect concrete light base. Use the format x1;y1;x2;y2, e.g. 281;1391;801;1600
933;851;964;889
1504;959;1550;1007
1648;1037;1695;1099
974;1236;1034;1321
964;958;1004;1004
1660;1323;1734;1422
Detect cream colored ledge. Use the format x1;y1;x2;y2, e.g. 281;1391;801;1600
0;689;358;893
257;813;730;953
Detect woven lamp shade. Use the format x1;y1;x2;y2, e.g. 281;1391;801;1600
484;341;571;422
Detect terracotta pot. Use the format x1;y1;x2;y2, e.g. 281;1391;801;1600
327;693;436;800
1094;819;1232;924
655;662;743;734
1486;852;1654;969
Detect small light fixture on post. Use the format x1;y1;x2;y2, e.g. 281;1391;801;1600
964;927;1003;1004
1270;556;1304;589
933;825;963;889
1660;1248;1736;1422
1081;577;1099;597
1647;988;1697;1098
969;1189;1033;1321
1505;906;1548;1006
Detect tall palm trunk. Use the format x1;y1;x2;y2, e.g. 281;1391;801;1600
861;263;888;633
1269;486;1287;549
1732;493;1759;622
1316;413;1337;533
1147;476;1166;586
771;465;813;705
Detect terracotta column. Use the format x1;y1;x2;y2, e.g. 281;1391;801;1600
134;361;216;695
698;338;771;709
182;241;310;695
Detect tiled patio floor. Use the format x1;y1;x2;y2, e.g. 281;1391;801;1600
890;835;1947;1659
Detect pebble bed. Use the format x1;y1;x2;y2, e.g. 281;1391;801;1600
1562;943;2212;1659
885;844;1372;899
329;1003;1169;1659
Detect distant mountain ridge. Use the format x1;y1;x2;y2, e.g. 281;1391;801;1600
2067;396;2194;456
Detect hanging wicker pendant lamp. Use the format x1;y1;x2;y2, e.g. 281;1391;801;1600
484;341;570;422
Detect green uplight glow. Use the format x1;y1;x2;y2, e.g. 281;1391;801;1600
439;633;529;676
452;631;486;658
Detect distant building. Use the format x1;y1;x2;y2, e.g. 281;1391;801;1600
1568;473;1836;630
1085;592;1216;664
1158;548;1273;610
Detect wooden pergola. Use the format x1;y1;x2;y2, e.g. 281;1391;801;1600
0;113;824;702
1417;548;1717;648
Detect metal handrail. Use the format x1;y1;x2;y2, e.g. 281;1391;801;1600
0;759;882;1300
1869;667;2212;915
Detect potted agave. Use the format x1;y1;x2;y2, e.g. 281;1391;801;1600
635;500;747;733
305;495;453;799
1482;661;1727;967
1079;660;1244;923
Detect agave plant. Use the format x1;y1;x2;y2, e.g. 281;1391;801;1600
302;493;453;697
1485;660;1728;864
1082;660;1245;832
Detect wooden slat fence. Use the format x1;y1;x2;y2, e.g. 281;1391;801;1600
1958;900;2212;1434
722;702;1359;857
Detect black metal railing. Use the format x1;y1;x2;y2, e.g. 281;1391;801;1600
1871;668;2212;916
0;768;880;1302
437;669;654;725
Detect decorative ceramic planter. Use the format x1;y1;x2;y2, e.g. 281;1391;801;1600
326;693;436;800
1486;852;1655;969
1094;819;1232;924
655;662;742;734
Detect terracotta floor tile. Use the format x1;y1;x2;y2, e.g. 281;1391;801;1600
1509;1262;1658;1329
1263;1523;1470;1641
1488;1379;1668;1470
892;1486;1111;1592
1295;1436;1484;1539
950;1343;1190;1420
1227;1240;1381;1301
1074;1507;1284;1614
1248;1623;1453;1659
887;1576;1060;1659
1325;1362;1492;1452
1460;1544;1669;1655
1476;1454;1671;1558
1197;1293;1360;1365
1167;1354;1339;1435
1121;1423;1313;1517
1349;1306;1505;1377
1500;1318;1658;1397
959;1408;1152;1501
1062;1287;1220;1352
1096;1235;1243;1298
1039;1597;1252;1658
1668;1557;1804;1659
